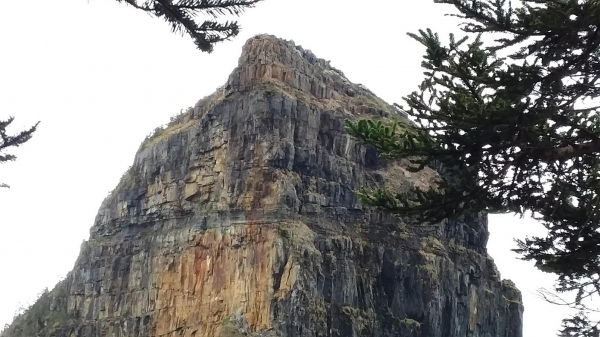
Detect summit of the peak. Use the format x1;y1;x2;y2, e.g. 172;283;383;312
222;34;397;118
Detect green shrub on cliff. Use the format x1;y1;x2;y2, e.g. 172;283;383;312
0;280;70;337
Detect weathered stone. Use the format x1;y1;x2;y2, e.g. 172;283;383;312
1;34;522;337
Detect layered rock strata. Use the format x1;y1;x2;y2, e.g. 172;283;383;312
1;35;523;337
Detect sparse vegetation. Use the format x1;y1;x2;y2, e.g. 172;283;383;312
447;239;470;254
1;280;71;337
418;259;438;280
421;236;445;253
341;305;360;316
418;237;444;282
139;89;231;151
219;315;247;337
138;107;194;150
358;89;397;116
502;296;521;305
399;317;422;329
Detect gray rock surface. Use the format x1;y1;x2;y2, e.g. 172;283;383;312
1;34;523;337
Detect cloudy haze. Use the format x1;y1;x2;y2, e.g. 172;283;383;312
0;0;578;335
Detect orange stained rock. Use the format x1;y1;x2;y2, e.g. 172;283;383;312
155;223;294;337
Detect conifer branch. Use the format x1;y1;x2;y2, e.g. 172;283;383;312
118;0;262;52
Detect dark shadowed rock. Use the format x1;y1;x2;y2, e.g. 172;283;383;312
1;34;522;337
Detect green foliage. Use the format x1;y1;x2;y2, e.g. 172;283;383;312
1;280;71;337
399;317;422;329
503;296;521;305
139;106;192;149
117;0;263;52
142;125;168;145
0;117;38;188
345;0;600;334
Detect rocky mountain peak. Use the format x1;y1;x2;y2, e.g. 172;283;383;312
222;34;396;117
1;35;522;337
229;34;348;94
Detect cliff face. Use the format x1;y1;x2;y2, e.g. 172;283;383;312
1;35;523;337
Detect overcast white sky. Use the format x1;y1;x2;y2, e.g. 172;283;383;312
0;0;580;335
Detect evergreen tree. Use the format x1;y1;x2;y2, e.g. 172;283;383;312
345;0;600;334
0;118;38;188
117;0;263;52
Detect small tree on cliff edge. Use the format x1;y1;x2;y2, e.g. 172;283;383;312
345;0;600;335
117;0;263;52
